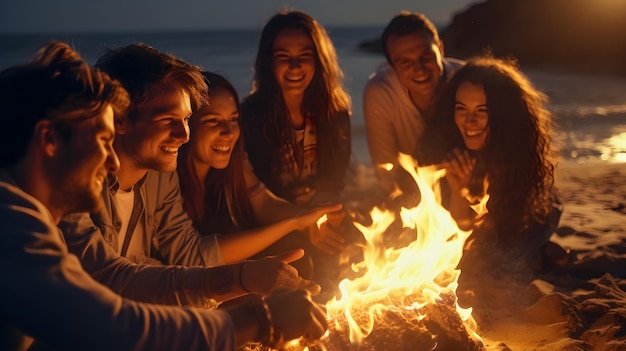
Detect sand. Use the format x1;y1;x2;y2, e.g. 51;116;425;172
470;161;626;351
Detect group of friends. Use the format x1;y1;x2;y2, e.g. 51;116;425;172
1;9;564;351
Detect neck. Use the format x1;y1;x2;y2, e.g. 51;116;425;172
284;94;305;129
115;149;148;192
408;90;434;117
6;161;62;224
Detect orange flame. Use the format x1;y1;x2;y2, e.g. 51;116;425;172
324;153;488;346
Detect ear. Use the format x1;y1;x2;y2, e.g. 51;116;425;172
33;120;59;157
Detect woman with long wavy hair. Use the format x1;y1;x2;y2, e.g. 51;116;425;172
241;10;352;206
425;56;563;269
240;10;357;300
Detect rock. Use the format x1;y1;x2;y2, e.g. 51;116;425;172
528;279;555;303
524;292;581;326
440;0;626;74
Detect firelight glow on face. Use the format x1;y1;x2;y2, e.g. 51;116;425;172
454;81;489;151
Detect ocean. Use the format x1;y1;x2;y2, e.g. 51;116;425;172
1;27;625;165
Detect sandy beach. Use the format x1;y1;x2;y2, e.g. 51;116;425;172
460;160;626;350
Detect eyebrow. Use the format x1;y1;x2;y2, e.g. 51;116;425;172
273;46;314;53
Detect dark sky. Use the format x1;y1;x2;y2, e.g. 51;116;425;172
0;0;477;33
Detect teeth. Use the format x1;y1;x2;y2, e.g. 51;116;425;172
286;75;304;81
466;129;484;137
161;146;178;153
212;145;231;152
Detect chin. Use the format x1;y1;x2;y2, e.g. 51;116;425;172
464;142;485;151
69;193;103;214
157;162;178;173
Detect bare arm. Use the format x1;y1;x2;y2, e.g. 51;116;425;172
61;212;321;305
244;156;303;224
217;203;341;264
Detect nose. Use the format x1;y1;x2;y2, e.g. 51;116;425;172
172;119;190;143
412;59;424;72
466;110;480;123
218;121;234;136
106;145;120;174
288;57;301;68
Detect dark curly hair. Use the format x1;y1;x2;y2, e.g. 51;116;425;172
433;55;557;237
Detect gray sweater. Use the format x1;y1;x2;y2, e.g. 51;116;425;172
0;172;235;351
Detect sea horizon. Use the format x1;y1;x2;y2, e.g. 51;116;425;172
1;28;624;164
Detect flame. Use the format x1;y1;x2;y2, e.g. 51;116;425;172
317;214;328;229
323;153;488;347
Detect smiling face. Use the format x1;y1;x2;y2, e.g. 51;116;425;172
117;82;191;173
272;28;316;99
189;86;240;170
52;104;119;213
454;81;490;150
386;31;444;107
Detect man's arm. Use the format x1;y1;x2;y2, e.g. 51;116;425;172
62;210;323;306
60;211;244;307
1;185;236;351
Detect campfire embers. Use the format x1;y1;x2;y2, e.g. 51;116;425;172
309;155;487;351
314;293;482;351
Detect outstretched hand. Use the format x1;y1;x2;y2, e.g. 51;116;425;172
308;210;346;254
240;249;321;295
442;148;475;193
295;203;343;230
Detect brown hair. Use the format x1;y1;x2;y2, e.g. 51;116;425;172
434;55;557;235
0;41;129;167
178;72;256;233
241;10;351;192
95;43;207;121
381;11;441;64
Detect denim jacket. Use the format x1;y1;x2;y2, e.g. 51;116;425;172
62;169;224;267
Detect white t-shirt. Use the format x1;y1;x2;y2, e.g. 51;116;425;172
113;188;146;257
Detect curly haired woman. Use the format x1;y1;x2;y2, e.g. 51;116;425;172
422;56;565;271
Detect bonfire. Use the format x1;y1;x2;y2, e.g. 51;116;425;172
300;154;486;351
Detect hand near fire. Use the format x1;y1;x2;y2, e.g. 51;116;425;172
239;249;321;295
442;148;475;194
442;149;478;230
308;209;347;254
222;288;327;349
264;287;328;348
294;203;343;230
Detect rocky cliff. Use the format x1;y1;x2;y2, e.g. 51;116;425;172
441;0;626;73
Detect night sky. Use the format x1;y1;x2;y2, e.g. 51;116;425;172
0;0;477;33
